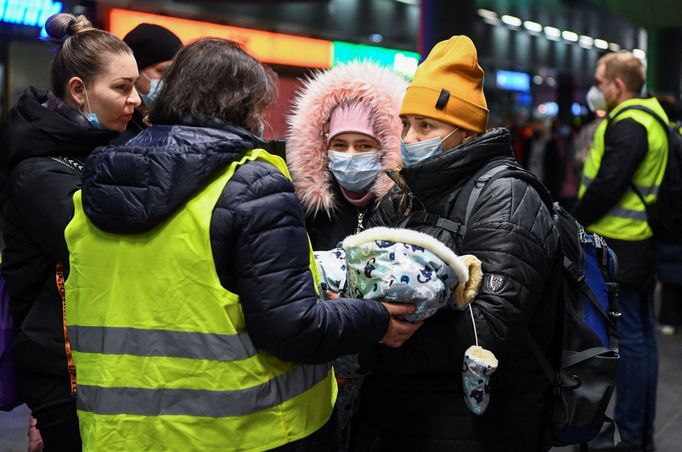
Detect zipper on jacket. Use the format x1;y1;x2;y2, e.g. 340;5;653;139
50;156;84;172
356;209;366;233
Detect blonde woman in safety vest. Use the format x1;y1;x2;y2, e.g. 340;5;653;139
63;38;421;451
575;51;668;451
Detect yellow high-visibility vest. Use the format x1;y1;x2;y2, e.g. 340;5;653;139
578;98;668;240
65;148;336;451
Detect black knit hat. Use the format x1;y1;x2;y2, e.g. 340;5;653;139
123;23;183;70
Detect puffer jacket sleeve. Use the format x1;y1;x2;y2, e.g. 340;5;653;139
3;158;81;324
226;161;390;364
362;177;558;374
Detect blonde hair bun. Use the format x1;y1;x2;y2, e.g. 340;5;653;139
45;13;93;41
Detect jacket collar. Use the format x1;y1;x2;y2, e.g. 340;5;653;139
3;87;118;170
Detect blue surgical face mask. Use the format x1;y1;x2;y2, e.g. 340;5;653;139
81;85;102;130
140;72;163;105
400;128;459;167
327;150;382;193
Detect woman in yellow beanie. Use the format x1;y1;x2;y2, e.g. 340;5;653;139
352;36;561;452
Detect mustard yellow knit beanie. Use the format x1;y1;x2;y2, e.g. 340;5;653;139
400;35;488;133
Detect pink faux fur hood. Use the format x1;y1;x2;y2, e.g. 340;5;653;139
287;61;407;216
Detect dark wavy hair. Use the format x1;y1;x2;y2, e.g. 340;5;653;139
149;38;278;134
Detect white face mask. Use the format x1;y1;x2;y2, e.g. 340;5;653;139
327;150;382;193
586;85;607;112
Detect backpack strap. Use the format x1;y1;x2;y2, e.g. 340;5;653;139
563;346;613;368
462;164;509;230
395;210;462;234
456;160;554;230
453;160;508;232
610;104;670;134
582;277;620;352
522;328;560;386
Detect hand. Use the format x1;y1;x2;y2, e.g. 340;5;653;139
325;290;340;300
28;415;44;452
379;302;423;348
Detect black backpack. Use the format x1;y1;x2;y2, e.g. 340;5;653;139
396;160;620;449
609;105;682;242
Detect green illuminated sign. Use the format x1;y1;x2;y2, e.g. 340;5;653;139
332;41;420;78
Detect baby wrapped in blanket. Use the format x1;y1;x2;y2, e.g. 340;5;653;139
314;226;482;321
314;227;498;415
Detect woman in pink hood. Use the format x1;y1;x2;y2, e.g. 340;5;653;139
287;61;407;250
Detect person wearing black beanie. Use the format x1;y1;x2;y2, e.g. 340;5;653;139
116;23;182;143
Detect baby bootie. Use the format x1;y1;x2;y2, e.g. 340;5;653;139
462;345;498;415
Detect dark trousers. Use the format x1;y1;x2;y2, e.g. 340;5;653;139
659;282;682;326
613;286;658;445
31;398;81;452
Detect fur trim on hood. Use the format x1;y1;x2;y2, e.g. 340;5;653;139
287;61;407;216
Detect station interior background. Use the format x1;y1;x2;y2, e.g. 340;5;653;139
0;1;682;451
1;0;680;140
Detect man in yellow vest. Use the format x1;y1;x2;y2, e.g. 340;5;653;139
63;38;422;451
575;52;668;451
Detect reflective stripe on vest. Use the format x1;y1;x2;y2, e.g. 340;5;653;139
578;98;668;240
581;175;659;197
65;148;336;451
77;363;331;417
67;325;257;361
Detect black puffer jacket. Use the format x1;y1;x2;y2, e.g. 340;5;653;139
1;87;117;412
82;120;390;364
356;128;561;452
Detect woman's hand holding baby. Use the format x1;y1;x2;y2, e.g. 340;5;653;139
379;302;423;347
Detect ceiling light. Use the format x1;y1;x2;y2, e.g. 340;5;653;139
594;39;608;50
609;42;621;52
501;15;522;27
477;9;498;20
544;26;561;39
523;21;542;33
633;48;646;59
562;30;579;42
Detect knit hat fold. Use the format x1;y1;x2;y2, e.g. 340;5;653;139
400;35;489;133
